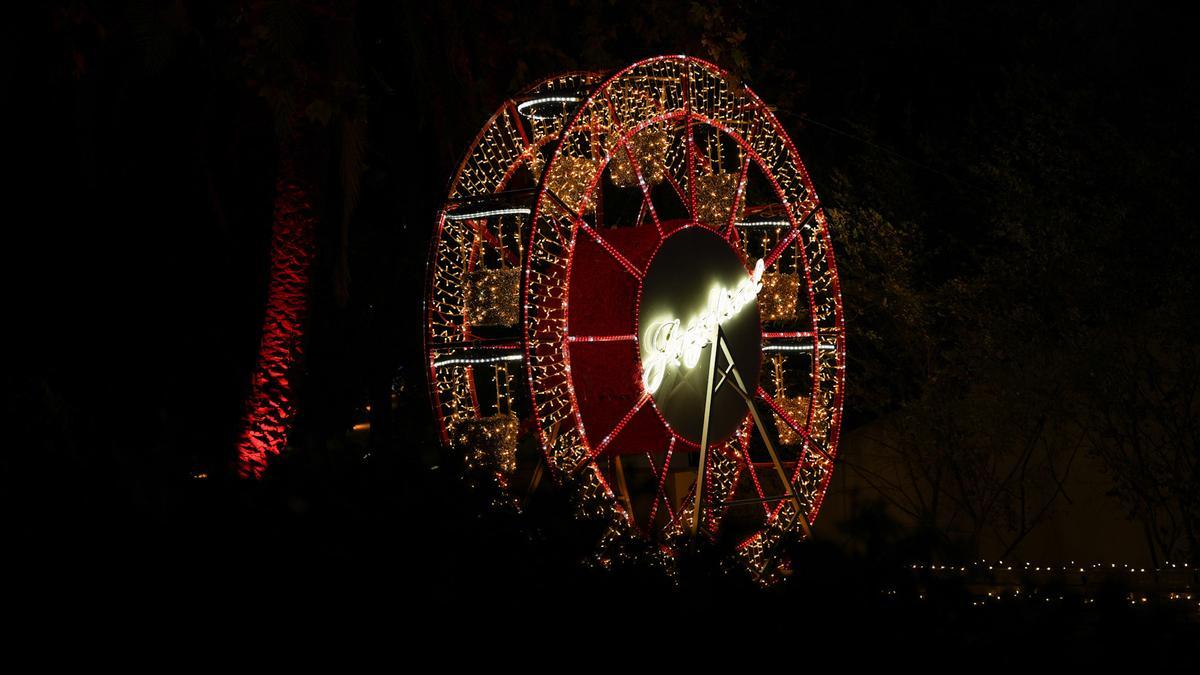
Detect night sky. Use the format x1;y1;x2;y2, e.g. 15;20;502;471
6;0;1198;660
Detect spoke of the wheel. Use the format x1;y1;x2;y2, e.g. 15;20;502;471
545;186;582;222
625;146;663;238
722;116;764;238
683;68;697;221
578;220;644;280
646;437;676;526
686;115;697;221
762;202;820;269
736;436;773;516
756;385;835;464
762;227;798;271
644;449;661;525
724;153;751;236
603;94;663;238
576;392;650;471
661;169;689;212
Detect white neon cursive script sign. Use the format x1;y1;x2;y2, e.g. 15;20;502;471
641;259;765;394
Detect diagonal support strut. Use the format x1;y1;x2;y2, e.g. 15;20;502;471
690;326;813;539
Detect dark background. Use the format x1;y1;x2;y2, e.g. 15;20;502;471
5;0;1198;660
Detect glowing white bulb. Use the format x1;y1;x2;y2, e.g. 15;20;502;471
433;354;523;368
515;96;582;120
444;207;531;221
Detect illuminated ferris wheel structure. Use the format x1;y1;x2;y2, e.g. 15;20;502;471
424;56;844;583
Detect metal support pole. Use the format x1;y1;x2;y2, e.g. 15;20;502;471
690;323;721;537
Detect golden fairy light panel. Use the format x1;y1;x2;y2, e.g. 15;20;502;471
424;56;845;585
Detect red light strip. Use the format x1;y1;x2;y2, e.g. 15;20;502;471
602;93;664;239
761;222;800;269
578;220;644;279
723;152;752;236
737;437;773;516
762;331;815;340
660;167;690;215
684;68;697;222
584;392;650;464
756;385;809;440
757;386;836;466
646;437;676;526
568;334;637;343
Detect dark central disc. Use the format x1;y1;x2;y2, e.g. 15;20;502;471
638;226;762;445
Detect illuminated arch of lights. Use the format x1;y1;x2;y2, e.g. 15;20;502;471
423;56;845;584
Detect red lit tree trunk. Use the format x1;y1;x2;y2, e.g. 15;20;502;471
236;147;316;478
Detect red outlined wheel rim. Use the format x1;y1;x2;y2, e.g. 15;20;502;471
426;56;845;583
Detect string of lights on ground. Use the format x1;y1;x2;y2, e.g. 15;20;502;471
899;560;1200;614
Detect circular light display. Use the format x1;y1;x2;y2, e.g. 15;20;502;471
424;56;845;584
